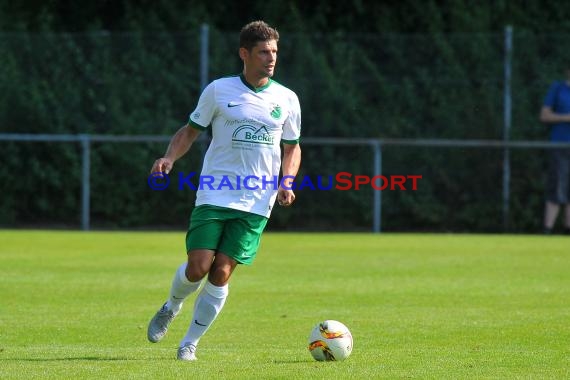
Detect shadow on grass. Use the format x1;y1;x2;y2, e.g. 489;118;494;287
0;357;148;361
272;359;315;364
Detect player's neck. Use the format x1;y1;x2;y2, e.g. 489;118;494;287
242;71;269;89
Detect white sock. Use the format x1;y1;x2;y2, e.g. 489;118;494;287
165;263;202;314
180;281;228;348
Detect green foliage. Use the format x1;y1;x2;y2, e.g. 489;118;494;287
0;28;205;228
2;3;570;231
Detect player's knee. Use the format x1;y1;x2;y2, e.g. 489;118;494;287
185;261;210;282
208;267;231;285
208;264;233;286
186;249;215;281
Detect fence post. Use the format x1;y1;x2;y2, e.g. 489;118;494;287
200;23;209;92
503;25;513;232
373;141;382;233
199;23;210;155
80;134;91;231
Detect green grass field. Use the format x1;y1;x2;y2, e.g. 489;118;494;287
0;230;568;379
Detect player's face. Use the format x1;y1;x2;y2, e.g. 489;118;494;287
244;39;278;79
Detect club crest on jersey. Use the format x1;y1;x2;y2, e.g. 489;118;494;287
270;104;282;119
232;125;274;147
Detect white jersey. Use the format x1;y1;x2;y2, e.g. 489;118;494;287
188;74;301;217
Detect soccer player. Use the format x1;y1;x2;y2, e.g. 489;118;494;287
147;21;301;361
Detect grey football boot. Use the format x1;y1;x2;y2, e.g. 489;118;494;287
147;303;176;343
177;342;197;361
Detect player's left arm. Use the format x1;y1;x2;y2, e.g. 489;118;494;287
278;143;301;206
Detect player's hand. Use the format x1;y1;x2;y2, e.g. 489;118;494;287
151;158;173;175
277;187;295;207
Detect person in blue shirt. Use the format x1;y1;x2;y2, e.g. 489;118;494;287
539;74;570;234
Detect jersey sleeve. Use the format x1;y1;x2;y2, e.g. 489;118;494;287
282;93;301;144
188;81;217;130
543;82;560;109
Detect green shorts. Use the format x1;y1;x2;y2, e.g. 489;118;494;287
185;204;269;265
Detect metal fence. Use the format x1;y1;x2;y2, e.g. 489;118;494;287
3;27;570;232
2;133;568;232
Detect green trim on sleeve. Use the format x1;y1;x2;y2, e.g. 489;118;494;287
281;138;300;145
188;119;208;131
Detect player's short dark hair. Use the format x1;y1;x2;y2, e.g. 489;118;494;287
239;21;279;51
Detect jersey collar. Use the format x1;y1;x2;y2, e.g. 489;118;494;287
239;74;273;93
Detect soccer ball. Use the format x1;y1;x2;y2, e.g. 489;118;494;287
307;320;353;361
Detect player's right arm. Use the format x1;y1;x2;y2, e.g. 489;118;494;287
151;125;202;174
